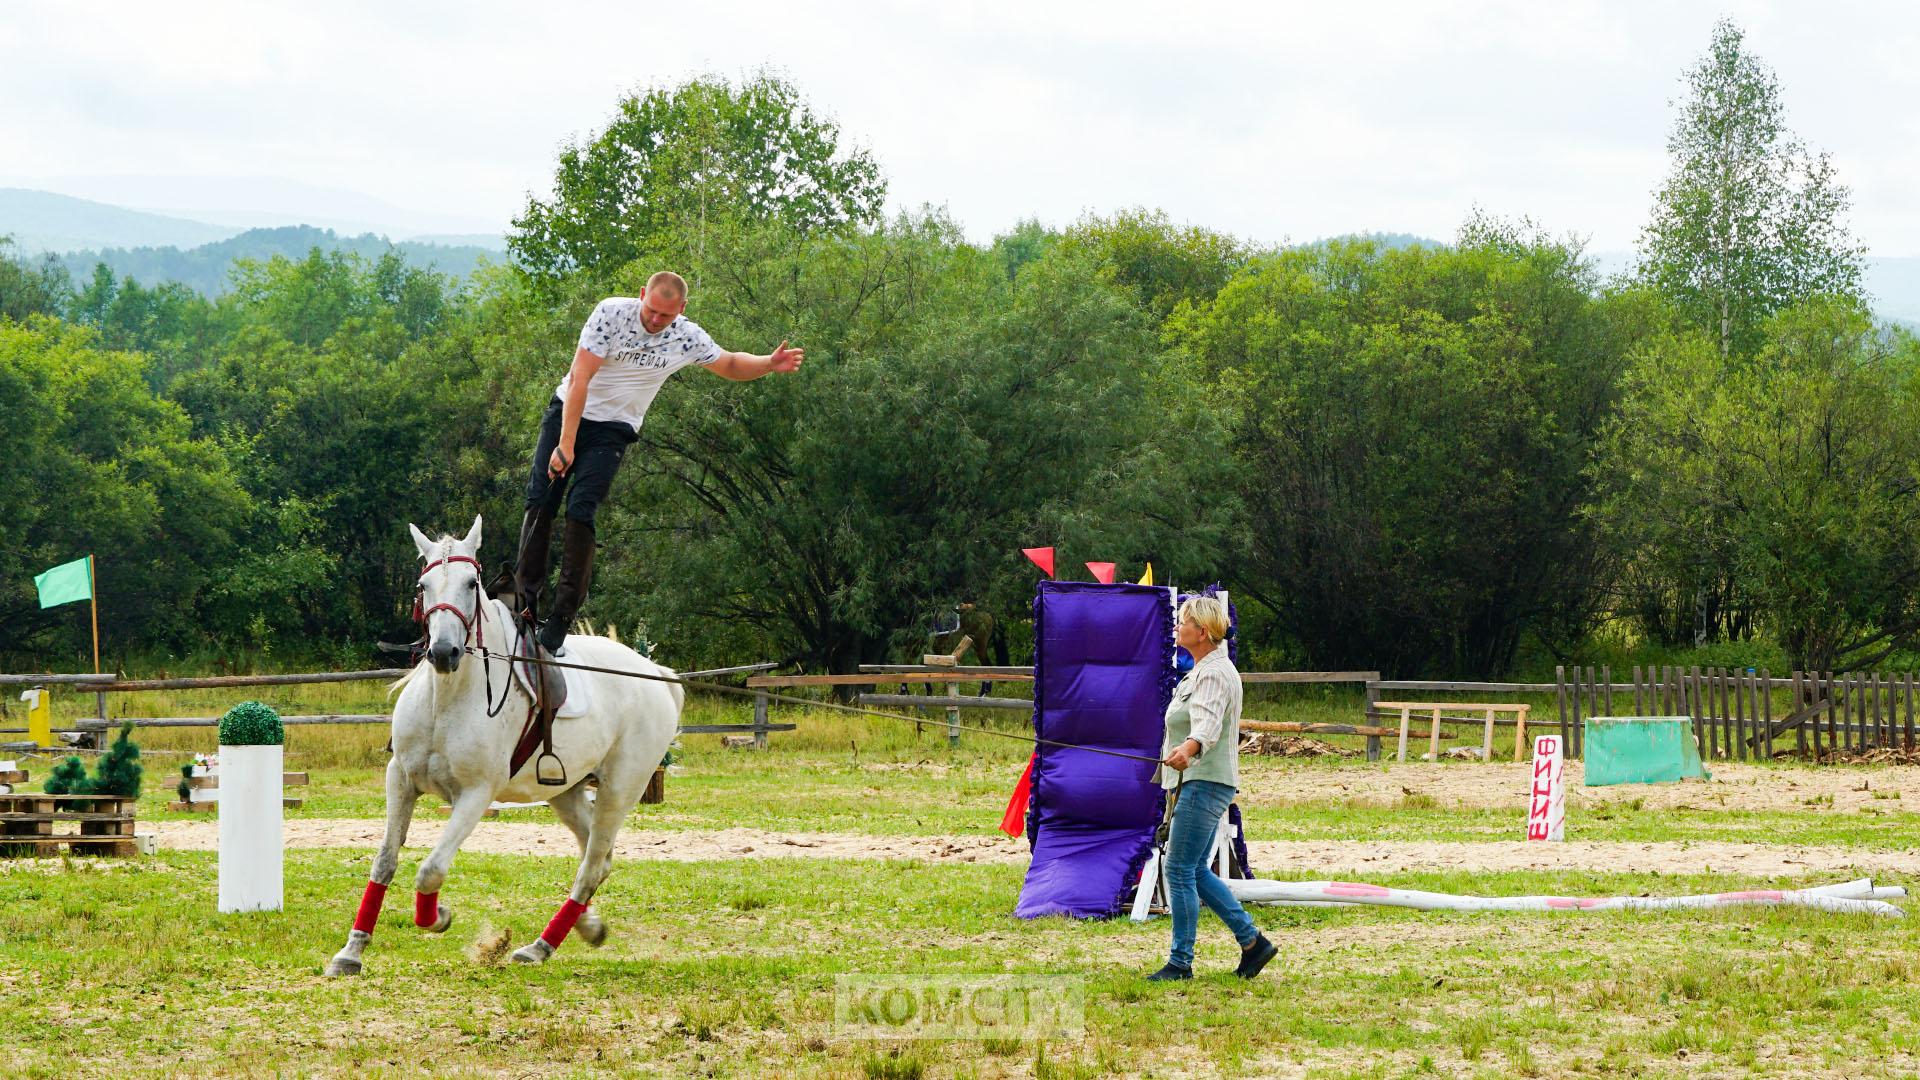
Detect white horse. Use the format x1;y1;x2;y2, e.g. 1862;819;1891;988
325;515;682;975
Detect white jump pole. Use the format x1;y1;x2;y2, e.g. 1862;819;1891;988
218;701;284;913
1224;877;1904;917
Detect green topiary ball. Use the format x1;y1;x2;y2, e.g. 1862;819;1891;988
219;701;285;746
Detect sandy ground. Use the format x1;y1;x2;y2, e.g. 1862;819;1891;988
1242;758;1920;814
149;817;1920;878
142;759;1920;878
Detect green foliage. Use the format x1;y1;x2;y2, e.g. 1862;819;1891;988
1590;299;1920;669
1637;19;1865;361
42;756;90;795
1056;208;1257;323
59;225;495;299
41;722;142;797
219;701;285;746
0;237;73;320
0;317;252;658
1176;223;1642;675
590;213;1217;672
511;72;886;289
93;721;144;796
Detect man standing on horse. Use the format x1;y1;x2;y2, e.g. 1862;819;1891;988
510;270;803;654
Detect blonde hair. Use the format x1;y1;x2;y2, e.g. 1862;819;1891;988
645;270;688;301
1178;596;1229;643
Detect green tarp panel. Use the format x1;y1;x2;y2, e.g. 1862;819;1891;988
1582;716;1711;786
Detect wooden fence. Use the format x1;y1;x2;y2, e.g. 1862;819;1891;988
0;662;781;747
1556;665;1920;762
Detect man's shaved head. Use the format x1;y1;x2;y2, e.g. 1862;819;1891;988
645;271;688;302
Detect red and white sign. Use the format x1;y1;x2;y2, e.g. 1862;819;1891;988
1525;735;1565;842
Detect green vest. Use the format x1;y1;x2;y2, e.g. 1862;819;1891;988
1159;664;1240;790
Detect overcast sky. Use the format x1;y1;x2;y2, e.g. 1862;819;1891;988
4;0;1916;254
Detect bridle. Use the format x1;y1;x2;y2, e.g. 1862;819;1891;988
413;554;484;640
413;552;510;717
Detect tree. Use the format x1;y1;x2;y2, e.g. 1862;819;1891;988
1176;227;1636;676
510;73;886;288
0;318;252;661
0;238;72;321
1590;301;1920;671
1056;209;1256;324
1638;19;1864;363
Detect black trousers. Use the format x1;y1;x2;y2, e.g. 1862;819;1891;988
524;398;636;525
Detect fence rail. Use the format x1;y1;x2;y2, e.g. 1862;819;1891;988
1556;665;1920;763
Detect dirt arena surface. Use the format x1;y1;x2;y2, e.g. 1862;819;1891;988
1243;758;1920;814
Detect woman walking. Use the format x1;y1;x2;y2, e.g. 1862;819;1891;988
1148;595;1278;981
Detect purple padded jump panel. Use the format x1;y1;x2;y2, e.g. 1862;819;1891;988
1014;580;1174;919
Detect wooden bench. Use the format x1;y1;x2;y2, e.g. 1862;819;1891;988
1373;702;1532;763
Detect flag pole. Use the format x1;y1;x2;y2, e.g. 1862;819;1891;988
89;554;103;722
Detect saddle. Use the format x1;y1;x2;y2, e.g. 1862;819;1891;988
507;612;572;787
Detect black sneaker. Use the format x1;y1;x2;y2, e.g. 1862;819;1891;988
1145;962;1192;982
1235;934;1278;979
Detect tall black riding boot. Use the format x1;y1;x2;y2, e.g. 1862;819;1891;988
509;507;556;618
538;518;597;656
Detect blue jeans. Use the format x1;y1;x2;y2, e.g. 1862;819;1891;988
1164;779;1258;970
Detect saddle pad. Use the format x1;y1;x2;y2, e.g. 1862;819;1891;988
507;617;591;719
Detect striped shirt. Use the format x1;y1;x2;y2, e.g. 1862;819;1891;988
1158;647;1242;790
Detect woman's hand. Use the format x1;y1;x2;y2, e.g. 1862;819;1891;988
1162;739;1200;772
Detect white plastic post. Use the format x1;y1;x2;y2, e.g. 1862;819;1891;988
1525;734;1566;842
218;743;284;912
1212;809;1233;878
1129;851;1161;922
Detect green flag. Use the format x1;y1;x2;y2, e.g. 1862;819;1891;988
35;556;92;608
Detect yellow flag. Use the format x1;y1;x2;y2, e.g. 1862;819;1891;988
1137;563;1154;586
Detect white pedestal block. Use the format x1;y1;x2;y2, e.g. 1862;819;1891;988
218;744;283;912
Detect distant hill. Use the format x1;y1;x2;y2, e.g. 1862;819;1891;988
0;188;240;255
60;225;498;295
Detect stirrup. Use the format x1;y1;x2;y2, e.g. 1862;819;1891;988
536;750;568;787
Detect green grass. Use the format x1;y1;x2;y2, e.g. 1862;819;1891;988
1;853;1916;1077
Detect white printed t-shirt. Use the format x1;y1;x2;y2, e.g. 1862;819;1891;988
556;297;723;432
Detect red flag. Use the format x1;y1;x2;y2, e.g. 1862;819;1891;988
1086;561;1115;584
1022;547;1055;577
999;754;1036;836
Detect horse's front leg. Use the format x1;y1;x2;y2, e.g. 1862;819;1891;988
326;760;421;976
412;787;494;937
543;784;609;947
513;773;637;964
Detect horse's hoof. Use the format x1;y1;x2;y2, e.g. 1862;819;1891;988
510;940;555;965
578;911;608;948
425;905;454;934
324;955;362;977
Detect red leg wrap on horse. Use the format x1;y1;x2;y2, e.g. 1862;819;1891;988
354;881;388;934
540;898;589;948
415;890;440;927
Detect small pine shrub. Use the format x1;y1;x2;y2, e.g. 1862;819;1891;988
41;722;142;798
43;756;90;795
92;722;143;797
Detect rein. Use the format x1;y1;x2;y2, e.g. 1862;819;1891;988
466;645;1170;768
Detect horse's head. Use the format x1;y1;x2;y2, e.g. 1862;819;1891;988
408;515;485;674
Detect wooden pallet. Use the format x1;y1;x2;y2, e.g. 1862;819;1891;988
0;793;138;857
168;800;304;813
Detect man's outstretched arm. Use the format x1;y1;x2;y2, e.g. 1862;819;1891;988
706;340;805;381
